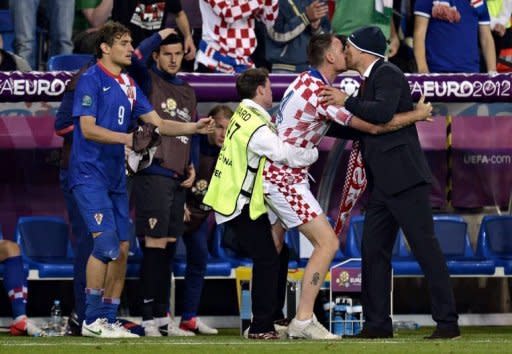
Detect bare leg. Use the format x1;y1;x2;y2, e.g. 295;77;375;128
295;214;339;320
271;222;286;253
86;232;108;289
103;241;129;298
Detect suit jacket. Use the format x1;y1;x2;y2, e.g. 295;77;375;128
343;59;432;196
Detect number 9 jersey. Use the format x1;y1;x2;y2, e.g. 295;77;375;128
70;62;153;192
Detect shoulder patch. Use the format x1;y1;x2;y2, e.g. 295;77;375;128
82;95;92;107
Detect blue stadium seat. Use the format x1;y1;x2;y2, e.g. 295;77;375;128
14;216;74;278
47;54;95;71
344;214;494;275
173;228;232;277
476;215;512;274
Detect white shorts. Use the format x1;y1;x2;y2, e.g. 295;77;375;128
264;179;323;229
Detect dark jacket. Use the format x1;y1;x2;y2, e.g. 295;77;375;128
344;60;432;195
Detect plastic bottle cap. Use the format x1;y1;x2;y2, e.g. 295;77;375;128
54;300;60;305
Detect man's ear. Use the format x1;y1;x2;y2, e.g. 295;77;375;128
100;42;110;56
325;50;335;65
256;84;264;97
152;51;159;62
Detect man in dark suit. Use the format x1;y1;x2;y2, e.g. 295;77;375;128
321;26;460;339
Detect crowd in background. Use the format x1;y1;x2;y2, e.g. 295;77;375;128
0;0;511;74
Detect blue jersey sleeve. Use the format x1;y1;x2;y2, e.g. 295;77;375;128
132;84;153;121
414;0;432;17
477;0;491;22
55;90;75;135
72;73;99;118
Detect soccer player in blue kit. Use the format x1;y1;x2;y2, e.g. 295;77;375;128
70;21;213;338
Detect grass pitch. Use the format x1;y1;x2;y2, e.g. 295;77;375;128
0;327;510;353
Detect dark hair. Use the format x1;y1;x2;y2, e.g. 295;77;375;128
236;68;269;100
307;33;336;67
95;21;131;58
208;104;233;120
156;31;185;53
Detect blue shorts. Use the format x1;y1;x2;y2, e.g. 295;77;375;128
72;184;129;241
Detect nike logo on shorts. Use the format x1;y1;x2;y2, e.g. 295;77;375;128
103;86;111;92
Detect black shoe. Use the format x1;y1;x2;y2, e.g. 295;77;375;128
353;327;393;339
65;311;82;336
247;330;281;340
424;327;461;340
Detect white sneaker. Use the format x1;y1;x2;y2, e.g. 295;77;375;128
180;317;218;335
167;318;195;337
108;321;139;338
287;314;340;340
82;318;117;338
142;320;162;337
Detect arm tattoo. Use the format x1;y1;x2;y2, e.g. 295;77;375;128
310;272;320;286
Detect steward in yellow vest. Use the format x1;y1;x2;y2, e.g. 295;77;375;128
203;100;272;220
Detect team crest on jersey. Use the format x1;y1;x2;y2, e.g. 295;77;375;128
94;213;103;225
82;95;92;107
192;179;209;196
148;218;158;230
161;98;177;116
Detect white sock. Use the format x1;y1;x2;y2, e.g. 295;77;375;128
293;316;313;328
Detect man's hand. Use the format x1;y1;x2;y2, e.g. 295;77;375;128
181;164;196;188
125;132;133;148
414;95;433;122
389;35;400;58
493;23;506;37
183;204;191;223
159;27;177;40
319;86;348;106
196;117;215;134
184;35;196;61
305;0;328;23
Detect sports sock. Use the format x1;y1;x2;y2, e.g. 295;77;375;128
141;247;167;320
2;256;27;319
84;288;103;324
102;297;120;323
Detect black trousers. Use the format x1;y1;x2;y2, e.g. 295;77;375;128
224;206;281;333
362;184;459;333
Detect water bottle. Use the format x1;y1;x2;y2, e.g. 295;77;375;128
351;305;363;335
332;304;346;336
393;320;419;330
50;300;63;335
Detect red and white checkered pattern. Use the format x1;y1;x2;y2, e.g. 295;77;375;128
198;0;278;72
8;286;27;301
263;71;352;227
265;176;321;228
265;71;352;182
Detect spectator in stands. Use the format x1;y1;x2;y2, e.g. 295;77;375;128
196;0;279;73
265;0;330;73
73;0;113;54
487;0;512;71
0;240;45;336
10;0;75;69
0;34;31;71
129;28;203;337
111;0;195;59
413;0;497;73
165;0;201;72
179;105;234;335
331;0;400;58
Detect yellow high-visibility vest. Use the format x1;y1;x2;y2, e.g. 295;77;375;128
203;101;271;220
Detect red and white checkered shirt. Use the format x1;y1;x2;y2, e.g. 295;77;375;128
197;0;278;73
264;70;353;185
